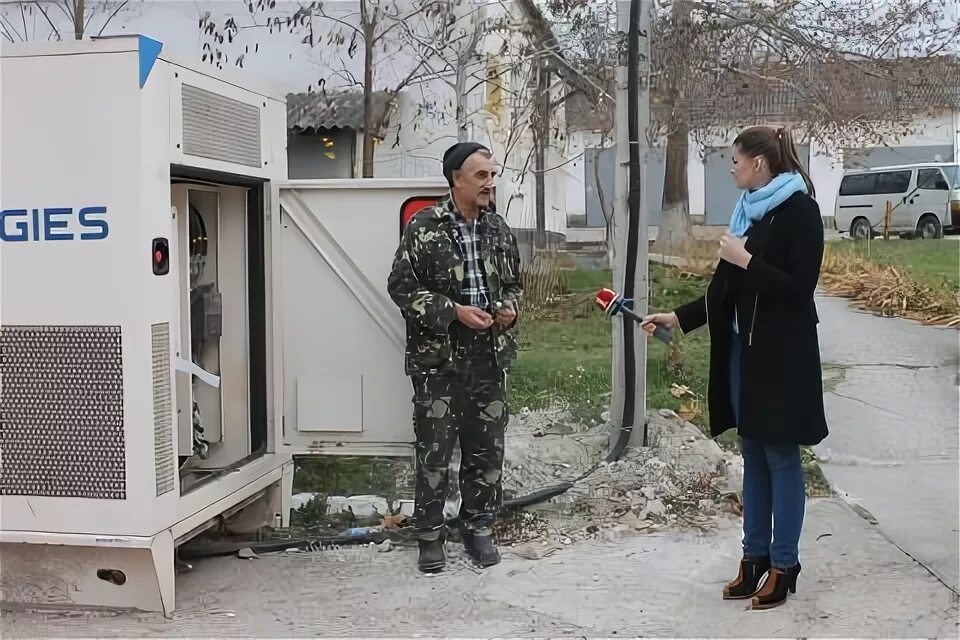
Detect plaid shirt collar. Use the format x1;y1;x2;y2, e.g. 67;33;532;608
439;193;490;224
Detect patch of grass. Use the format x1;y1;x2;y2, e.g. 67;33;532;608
511;263;719;438
645;266;710;414
292;456;409;505
510;267;614;422
825;239;959;291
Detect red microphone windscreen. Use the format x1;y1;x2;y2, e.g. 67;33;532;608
594;287;618;312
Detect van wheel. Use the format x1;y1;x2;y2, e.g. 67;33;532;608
850;217;872;240
916;215;943;240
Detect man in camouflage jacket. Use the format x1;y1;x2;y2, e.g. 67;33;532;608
387;142;522;572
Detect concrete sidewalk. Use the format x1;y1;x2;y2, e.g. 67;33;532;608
814;293;960;593
4;499;957;637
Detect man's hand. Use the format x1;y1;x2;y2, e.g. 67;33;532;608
456;304;494;330
718;232;752;269
495;305;517;327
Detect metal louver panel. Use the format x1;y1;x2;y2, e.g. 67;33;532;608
151;323;175;497
181;84;262;168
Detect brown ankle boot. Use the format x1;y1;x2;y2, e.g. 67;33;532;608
723;556;771;600
751;563;801;610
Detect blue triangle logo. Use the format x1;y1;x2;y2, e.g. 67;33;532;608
138;35;163;89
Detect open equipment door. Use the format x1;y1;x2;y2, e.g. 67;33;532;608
273;179;447;457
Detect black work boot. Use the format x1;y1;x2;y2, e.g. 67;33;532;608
417;538;446;573
462;531;501;568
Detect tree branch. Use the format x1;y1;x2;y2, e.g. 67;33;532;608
513;0;614;105
314;3;364;41
96;0;127;37
32;0;61;39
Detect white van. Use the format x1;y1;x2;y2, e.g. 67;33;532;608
834;162;960;239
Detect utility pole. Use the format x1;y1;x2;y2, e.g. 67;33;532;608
609;0;651;459
534;56;550;251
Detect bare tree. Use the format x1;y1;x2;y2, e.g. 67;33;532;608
527;0;617;257
509;0;959;254
200;0;447;177
513;0;614;109
394;0;493;143
482;32;551;221
396;5;606;230
649;0;960;254
0;0;130;42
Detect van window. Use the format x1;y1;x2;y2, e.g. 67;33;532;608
917;168;949;190
839;173;875;196
944;166;959;189
839;170;912;196
874;170;911;194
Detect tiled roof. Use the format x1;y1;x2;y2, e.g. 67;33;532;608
286;90;397;136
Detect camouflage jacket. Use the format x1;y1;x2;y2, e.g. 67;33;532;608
387;195;523;375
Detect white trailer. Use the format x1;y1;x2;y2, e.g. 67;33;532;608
0;36;447;614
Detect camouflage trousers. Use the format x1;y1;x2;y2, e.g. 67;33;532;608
409;352;507;541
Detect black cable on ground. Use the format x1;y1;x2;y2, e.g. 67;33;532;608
177;529;409;559
499;482;574;512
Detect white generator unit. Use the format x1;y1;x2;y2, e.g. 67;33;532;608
0;36;448;614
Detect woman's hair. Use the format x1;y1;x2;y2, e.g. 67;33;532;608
733;125;815;197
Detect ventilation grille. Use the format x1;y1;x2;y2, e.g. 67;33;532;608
181;83;262;168
0;326;126;499
151;323;175;497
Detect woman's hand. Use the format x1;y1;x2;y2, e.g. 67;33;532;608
640;311;678;336
719;232;753;269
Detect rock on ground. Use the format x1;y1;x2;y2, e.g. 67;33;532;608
497;407;742;544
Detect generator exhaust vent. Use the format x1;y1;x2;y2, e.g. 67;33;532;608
152;323;175;496
181;84;262;168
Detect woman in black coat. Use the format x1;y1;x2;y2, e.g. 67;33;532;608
643;125;828;610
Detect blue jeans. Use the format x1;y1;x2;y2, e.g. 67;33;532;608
730;333;805;569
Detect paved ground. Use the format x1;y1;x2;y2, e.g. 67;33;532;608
814;293;960;593
3;499;958;637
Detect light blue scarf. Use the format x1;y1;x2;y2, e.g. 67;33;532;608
728;171;807;238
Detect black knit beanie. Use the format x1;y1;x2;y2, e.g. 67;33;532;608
442;142;490;187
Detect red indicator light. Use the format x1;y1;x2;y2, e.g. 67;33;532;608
151;238;170;276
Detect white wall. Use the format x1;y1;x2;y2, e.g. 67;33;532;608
953;108;960;163
571;130;707;222
808;141;846;222
564;162;586;220
687;135;706;218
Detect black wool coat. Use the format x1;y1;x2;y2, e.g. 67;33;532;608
674;191;829;447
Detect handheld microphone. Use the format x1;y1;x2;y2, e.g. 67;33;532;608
594;287;673;344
